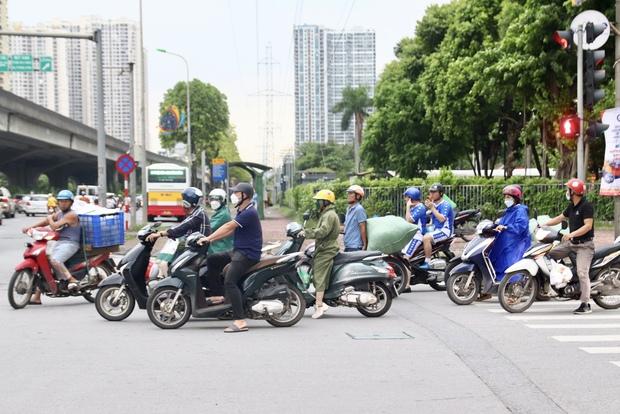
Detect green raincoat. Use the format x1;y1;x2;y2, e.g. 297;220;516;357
305;205;340;291
208;206;234;254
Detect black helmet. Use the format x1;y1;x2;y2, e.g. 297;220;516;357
429;183;444;195
182;187;203;208
230;182;254;199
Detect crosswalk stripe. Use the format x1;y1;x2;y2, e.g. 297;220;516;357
487;308;575;314
579;347;620;354
507;314;620;321
526;323;620;329
610;361;620;368
552;335;620;342
474;301;576;307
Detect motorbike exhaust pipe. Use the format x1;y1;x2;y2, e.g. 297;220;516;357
339;291;378;306
591;279;620;296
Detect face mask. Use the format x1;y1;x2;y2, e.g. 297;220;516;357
565;190;571;201
210;200;221;210
315;200;323;210
504;198;514;208
230;193;240;205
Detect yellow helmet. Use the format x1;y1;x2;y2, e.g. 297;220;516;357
313;189;336;204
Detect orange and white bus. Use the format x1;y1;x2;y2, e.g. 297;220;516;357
145;163;190;222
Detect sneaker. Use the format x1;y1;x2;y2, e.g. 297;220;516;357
312;303;329;319
418;262;430;270
573;302;592;315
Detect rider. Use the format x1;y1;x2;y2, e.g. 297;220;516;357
47;193;58;213
199;182;263;333
421;183;454;270
544;178;595;315
23;190;82;304
207;188;233;254
302;189;341;319
343;185;367;252
78;190;91;204
402;186;428;259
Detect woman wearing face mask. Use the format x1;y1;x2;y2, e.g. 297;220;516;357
207;189;233;255
486;185;531;298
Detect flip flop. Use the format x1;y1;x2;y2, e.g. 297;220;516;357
224;324;248;333
28;301;42;305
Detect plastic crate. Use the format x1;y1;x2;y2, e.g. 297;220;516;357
79;212;125;249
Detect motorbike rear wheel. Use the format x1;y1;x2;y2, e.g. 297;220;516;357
384;256;410;294
593;266;620;310
498;272;539;313
266;285;306;327
81;264;114;303
95;285;136;321
8;270;35;309
147;287;191;329
446;271;480;305
357;282;392;317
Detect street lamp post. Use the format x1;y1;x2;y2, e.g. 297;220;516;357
156;48;192;184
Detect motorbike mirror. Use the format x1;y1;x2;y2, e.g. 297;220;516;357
302;211;311;221
153;222;162;228
561;221;568;230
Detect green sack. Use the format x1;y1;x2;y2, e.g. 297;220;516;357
442;194;457;209
367;215;419;254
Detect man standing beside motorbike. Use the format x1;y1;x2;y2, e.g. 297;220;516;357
22;190;81;304
302;189;340;319
421;183;454;270
544;178;595;315
343;185;367;252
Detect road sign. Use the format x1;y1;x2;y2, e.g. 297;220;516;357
39;56;53;72
212;158;227;183
115;154;137;176
571;10;610;50
10;54;33;72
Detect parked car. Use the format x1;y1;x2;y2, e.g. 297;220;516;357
0;187;16;218
22;194;49;216
14;194;26;214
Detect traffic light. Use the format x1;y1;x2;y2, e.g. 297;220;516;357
584;22;606;109
586;118;608;140
552;30;573;49
560;114;580;139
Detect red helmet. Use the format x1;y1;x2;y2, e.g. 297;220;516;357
502;184;522;202
565;178;585;196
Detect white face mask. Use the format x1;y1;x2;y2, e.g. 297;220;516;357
565;190;571;201
210;200;221;210
504;198;514;208
230;193;240;205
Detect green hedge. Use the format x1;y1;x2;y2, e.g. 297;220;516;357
284;172;615;221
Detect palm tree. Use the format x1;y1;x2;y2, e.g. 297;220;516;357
332;86;372;174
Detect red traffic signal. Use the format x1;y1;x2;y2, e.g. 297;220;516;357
560;114;579;139
553;30;573;49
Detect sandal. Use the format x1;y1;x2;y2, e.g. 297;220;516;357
224;324;248;333
28;300;42;305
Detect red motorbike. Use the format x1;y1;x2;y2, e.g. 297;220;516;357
8;227;116;309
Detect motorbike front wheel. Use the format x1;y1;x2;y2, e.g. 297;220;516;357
498;272;539;313
95;285;136;321
147;288;191;329
8;270;35;309
357;282;392;317
446;271;480;305
593;266;620;309
266;285;306;327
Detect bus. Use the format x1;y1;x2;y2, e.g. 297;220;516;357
145;163;190;221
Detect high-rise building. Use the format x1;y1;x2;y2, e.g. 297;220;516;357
7;17;146;145
294;25;375;147
0;0;8;90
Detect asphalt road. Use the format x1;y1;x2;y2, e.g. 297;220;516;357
1;214;620;414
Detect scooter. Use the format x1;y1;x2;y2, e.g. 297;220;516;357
296;244;398;317
445;221;501;305
454;209;481;242
8;227;116;309
94;222;163;321
146;232;307;329
498;227;620;313
261;221;306;256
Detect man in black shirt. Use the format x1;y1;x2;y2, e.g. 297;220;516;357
147;187;211;242
545;178;595;314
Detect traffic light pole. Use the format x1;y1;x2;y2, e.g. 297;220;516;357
577;24;586;182
615;0;620;238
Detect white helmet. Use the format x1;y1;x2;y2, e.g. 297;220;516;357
209;188;227;203
346;184;365;199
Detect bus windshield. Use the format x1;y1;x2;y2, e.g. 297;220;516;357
148;169;187;184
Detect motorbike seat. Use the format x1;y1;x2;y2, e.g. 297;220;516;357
455;209;478;219
333;250;382;266
593;244;620;260
222;255;283;276
65;250;86;270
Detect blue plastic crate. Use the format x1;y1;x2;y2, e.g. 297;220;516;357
79;212;125;248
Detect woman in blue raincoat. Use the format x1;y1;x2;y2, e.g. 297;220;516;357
489;185;531;283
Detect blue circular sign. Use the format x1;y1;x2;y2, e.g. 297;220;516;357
116;154;136;175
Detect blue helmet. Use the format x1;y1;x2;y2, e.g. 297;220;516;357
182;187;203;208
403;187;421;201
57;190;74;201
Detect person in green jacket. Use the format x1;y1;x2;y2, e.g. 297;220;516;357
207;189;233;254
303;189;340;319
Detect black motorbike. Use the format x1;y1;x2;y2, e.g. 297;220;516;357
454;209;481;242
146;233;307;329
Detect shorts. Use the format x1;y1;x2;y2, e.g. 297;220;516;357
402;232;424;256
50;241;80;263
428;228;451;245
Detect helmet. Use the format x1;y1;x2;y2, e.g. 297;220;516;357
429;183;444;194
57;190;74;201
313;189;336;204
230;182;254;199
565;178;586;196
346;185;365;199
502;185;522;202
403;187;421;201
79;190;86;196
208;188;227;202
182;187;203;208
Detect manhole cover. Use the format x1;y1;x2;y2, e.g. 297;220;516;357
346;332;414;340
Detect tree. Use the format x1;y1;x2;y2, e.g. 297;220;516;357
216;126;252;183
331;86;372;174
295;142;354;180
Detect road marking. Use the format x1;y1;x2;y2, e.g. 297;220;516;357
474;301;576;307
507;314;620;321
487;308;574;313
610;361;620;368
526;323;620;329
579;347;620;354
552;335;620;342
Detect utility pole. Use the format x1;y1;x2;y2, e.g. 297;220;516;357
615;0;620;238
139;0;147;224
123;62;137;227
577;24;586;181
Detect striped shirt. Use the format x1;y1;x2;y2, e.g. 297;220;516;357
166;206;211;239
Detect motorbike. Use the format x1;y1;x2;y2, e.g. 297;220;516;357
146;232;307;329
498;227;620;313
95;222;163;321
8;227;116;309
445;221;502;305
296;244;398;317
261;221;307;256
453;209;481;242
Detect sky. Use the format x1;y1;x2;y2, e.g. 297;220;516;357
10;0;450;165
